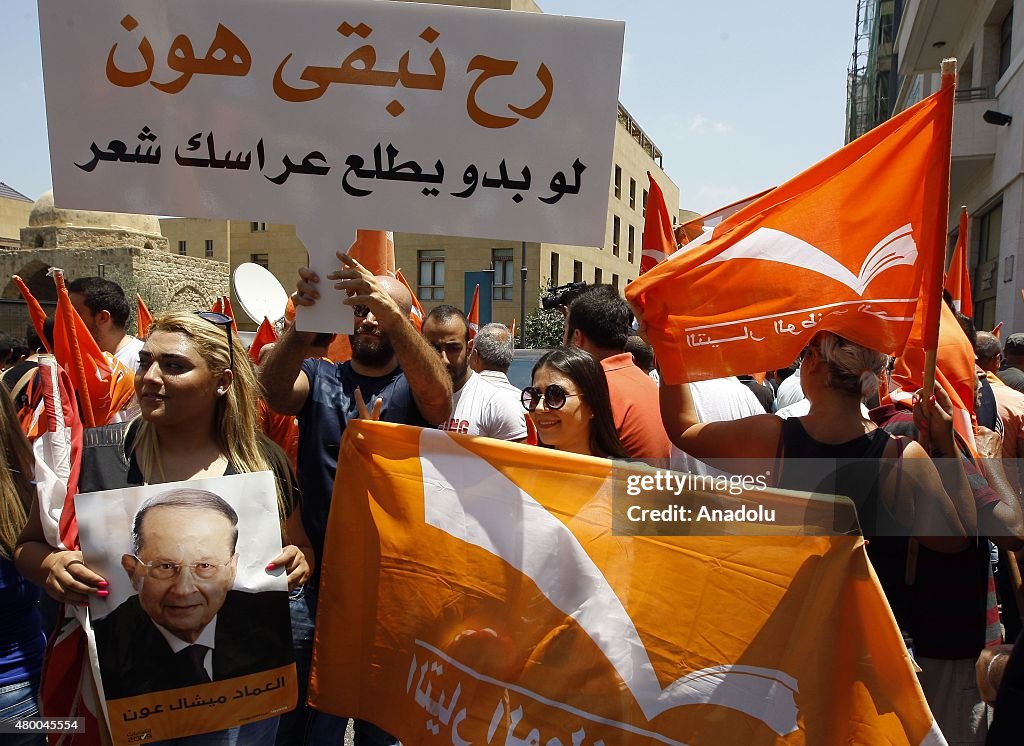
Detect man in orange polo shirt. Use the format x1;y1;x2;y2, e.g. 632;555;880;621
564;285;670;461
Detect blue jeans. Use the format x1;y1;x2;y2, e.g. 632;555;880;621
0;677;46;746
154;716;278;745
281;584;398;746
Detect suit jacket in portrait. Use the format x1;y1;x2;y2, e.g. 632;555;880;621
92;589;292;700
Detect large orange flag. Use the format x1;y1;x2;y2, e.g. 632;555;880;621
311;422;942;744
467;284;480;340
13;275;52;352
136;293;153;338
675;187;776;246
626;74;954;385
51;270;135;428
944;206;973;318
351;229;396;275
639;172;676;275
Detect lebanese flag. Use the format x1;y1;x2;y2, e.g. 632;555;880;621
639;172;677;275
311;421;944;745
944;206;973;317
136;293;153;338
467;284;480;340
396;268;425;331
12;274;52;352
626;71;954;385
676;187;776;246
51;270;135;428
248;316;279;364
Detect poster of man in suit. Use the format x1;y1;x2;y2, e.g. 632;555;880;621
77;472;296;744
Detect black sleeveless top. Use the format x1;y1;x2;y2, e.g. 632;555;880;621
778;418;911;629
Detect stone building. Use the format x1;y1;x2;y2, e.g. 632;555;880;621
0;183;33;251
0;191;228;336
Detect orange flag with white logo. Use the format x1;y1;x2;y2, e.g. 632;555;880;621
467;284;480;340
627;72;954;385
311;422;942;745
136;293;153;338
51;270;135;428
13;275;52;353
675;187;776;247
944;206;972;318
640;172;676;275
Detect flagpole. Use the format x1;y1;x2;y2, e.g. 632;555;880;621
922;58;958;403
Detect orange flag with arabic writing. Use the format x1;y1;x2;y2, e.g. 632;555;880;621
311;421;942;745
52;271;135;428
640;172;676;275
626;74;954;385
944;206;973;318
13;275;52;353
136;293;153;338
467;285;480;341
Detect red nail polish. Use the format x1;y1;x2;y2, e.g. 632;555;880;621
96;590;109;597
97;580;109;588
265;563;276;571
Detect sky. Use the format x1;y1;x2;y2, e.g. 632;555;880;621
0;0;857;214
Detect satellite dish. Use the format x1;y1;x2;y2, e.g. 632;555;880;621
232;263;289;324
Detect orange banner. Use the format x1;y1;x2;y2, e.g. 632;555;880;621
311;422;940;745
626;78;954;385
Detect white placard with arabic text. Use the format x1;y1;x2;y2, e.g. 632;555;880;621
38;0;624;332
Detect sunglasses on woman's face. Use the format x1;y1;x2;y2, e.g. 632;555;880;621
521;384;582;411
193;311;234;371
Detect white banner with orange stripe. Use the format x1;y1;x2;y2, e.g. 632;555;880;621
311;422;944;745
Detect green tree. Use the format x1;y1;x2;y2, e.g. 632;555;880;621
523;309;564;349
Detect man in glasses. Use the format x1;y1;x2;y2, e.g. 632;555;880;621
92;489;292;700
422;307;527;441
564;285;671;460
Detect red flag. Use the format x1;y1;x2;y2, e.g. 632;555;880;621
626;72;955;385
221;296;239;332
640;172;677;275
52;270;135;428
944;206;973;317
136;293;153;338
467;284;480;340
12;275;52;352
350;230;396;276
395;268;424;331
248;317;279;364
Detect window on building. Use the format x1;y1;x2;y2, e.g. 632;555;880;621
492;247;513;301
614;165;622;199
250;253;269;269
418;250;445;300
612;274;620;291
573;260;583;283
628;224;635;264
204;239;214;258
629;178;636;209
642;189;648;217
177;240;187;256
979;203;1002;263
549;252;559;286
595;267;603;285
1001;9;1013;77
612;216;620;257
878;10;894;46
250;222;267;232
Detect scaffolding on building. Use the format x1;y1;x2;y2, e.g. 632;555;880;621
846;0;876;143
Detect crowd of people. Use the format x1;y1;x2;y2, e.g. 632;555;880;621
2;252;1024;745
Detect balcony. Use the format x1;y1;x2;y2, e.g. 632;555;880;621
896;0;973;77
950;93;997;198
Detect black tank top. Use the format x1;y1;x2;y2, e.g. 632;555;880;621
778;417;911;629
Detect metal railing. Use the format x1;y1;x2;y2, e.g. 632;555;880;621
955;86;996;102
617;102;663;167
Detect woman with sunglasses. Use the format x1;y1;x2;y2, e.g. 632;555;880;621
16;311;312;745
522;348;628;459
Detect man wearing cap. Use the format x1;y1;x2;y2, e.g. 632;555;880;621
998;333;1024;394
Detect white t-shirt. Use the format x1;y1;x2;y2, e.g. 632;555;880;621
670;377;765;476
775;398;871;420
115;335;145;371
438;371;528;441
774;369;804;410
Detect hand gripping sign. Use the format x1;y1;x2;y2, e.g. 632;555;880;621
38;0;624;333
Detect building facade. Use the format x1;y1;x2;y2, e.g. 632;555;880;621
888;0;1020;332
846;0;905;143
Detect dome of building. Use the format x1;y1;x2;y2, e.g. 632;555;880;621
28;191;163;236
